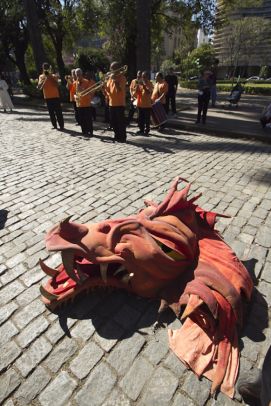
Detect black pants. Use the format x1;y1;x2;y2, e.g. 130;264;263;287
138;107;151;133
46;98;64;129
127;100;136;125
78;107;93;135
91;106;96;121
165;94;176;114
197;90;210;123
72;101;80;124
109;106;126;142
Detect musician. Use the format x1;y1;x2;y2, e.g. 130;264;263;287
104;62;127;143
151;72;168;130
38;62;64;130
165;68;178;116
74;68;95;136
133;71;153;135
66;69;80;125
127;70;142;125
84;71;97;121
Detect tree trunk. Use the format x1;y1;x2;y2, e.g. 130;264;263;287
23;0;47;74
136;0;151;73
55;40;66;84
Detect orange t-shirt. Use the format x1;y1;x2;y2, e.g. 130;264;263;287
105;75;126;107
39;74;60;99
136;80;154;108
151;80;168;104
75;78;95;108
68;81;76;102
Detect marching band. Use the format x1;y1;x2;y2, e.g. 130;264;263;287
37;61;169;142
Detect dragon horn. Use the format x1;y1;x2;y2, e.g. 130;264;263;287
60;215;73;225
113;265;126;276
181;294;203;320
61;251;80;284
39;258;58;277
121;273;134;283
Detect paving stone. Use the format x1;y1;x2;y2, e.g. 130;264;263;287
0;263;27;285
14;366;51;406
261;261;271;283
113;303;141;330
172;392;194;406
71;319;96;341
119;357;154;401
255;225;271;248
16;315;49;348
0;369;21;404
0;301;18;325
94;319;125;352
16;284;41;306
140;366;178;405
39;371;76;406
74;362;117;406
46;318;77;344
15;336;52;377
142;328;169;365
13;299;45;329
20;267;45;286
182;372;210;405
0;320;19;346
107;332;145;375
44;336;78;373
69;341;104;379
0;341;22;372
102;388;132;406
0;280;25;306
163;351;187;377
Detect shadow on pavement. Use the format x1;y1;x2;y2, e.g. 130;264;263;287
0;209;8;230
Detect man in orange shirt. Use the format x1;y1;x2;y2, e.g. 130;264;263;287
38;62;64;130
104;62;127;143
74;68;96;136
127;70;141;125
151;72;168;130
133;71;153;135
66;69;80;125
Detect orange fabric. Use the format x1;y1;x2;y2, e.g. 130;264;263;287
151;80;168;104
136;80;153;108
39;74;60;99
105;75;126;107
75;78;95;108
68;81;76;102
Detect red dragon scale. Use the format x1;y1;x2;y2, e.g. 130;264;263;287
39;177;253;398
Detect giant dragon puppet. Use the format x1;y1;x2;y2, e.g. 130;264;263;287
39;177;253;398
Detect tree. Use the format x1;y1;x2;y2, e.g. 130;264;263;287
181;43;216;78
23;0;47;73
0;0;30;84
136;0;151;72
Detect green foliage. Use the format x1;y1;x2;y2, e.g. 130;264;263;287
259;66;270;79
74;47;110;72
160;59;178;73
181;44;216;79
180;80;271;95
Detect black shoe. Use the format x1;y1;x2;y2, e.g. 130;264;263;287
52;126;57;129
195;120;200;124
144;130;150;136
136;130;144;135
58;127;65;131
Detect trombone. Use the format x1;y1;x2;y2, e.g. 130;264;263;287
75;65;128;101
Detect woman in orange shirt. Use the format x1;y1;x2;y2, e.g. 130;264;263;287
104;62;127;143
133;71;153;135
38;62;64;130
74;68;96;136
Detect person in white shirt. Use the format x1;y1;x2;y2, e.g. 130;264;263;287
0;74;14;112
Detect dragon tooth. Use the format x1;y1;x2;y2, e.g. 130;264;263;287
61;251;79;283
100;263;108;283
121;273;134;284
39;258;58;277
113;265;126;276
40;285;59;301
60;215;73;225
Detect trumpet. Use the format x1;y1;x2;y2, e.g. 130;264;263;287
105;65;128;80
37;66;52;90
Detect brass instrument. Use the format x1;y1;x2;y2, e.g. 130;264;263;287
75;65;128;104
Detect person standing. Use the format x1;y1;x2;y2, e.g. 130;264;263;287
165;68;178;116
133;71;153;135
151;72;168;130
37;63;64;130
195;70;212;124
104;62;127;143
0;73;14;112
74;68;95;136
66;69;80;125
127;70;141;125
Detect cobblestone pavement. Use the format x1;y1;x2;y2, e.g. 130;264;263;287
0;106;271;406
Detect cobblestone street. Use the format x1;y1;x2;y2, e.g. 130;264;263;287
0;106;271;406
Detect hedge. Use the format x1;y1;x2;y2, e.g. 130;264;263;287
180;81;271;95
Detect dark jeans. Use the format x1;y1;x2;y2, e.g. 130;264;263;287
165;93;176;114
109;106;126;142
72;101;80;124
78;106;93;135
91;106;96;121
197;90;210;123
46;98;64;128
138;107;151;133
